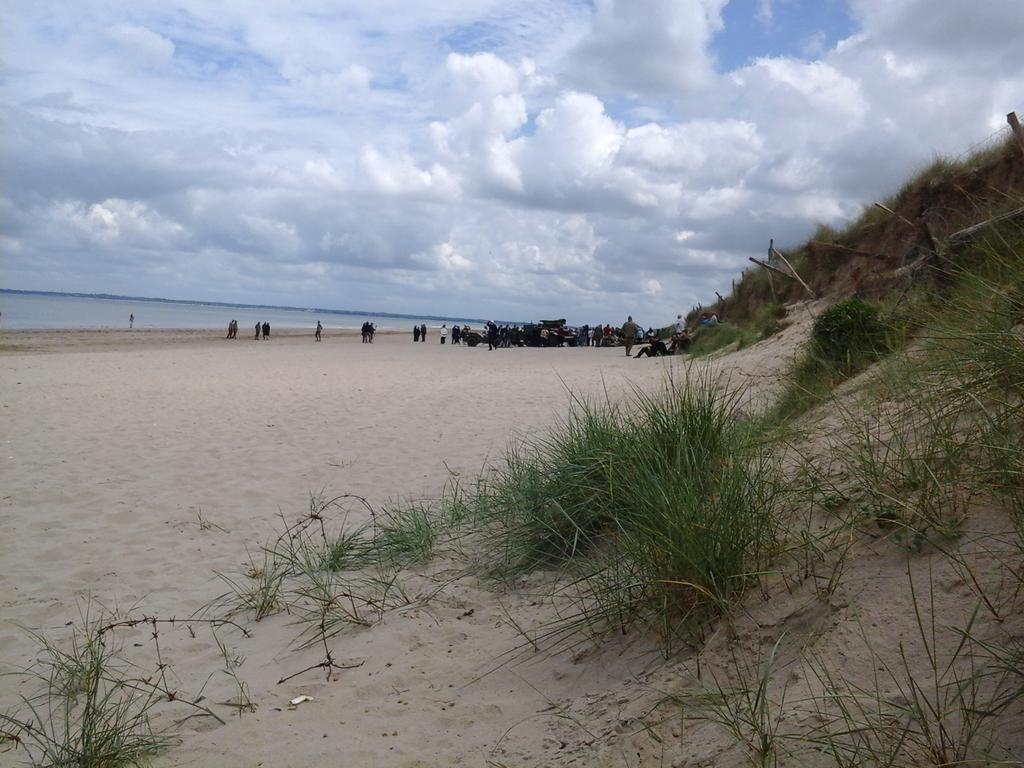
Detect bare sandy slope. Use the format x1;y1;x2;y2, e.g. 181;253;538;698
0;311;823;767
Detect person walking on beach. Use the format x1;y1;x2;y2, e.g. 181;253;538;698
420;323;427;342
255;322;261;340
440;324;447;344
262;321;270;340
621;316;638;357
315;320;322;342
129;313;134;329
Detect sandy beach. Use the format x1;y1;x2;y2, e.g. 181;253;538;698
5;308;1017;767
0;318;815;766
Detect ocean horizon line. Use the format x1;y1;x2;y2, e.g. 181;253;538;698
0;288;509;326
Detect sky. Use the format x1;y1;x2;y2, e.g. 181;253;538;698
2;1;1022;325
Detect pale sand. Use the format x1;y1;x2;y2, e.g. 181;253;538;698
0;314;816;767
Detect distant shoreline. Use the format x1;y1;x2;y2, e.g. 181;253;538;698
0;288;503;326
0;326;413;355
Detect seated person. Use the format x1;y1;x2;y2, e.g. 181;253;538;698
635;339;670;358
668;330;691;353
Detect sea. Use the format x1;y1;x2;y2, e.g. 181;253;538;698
0;290;488;332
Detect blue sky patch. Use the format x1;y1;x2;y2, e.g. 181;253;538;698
714;0;858;70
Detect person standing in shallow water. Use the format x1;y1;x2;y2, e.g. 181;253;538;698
129;313;134;329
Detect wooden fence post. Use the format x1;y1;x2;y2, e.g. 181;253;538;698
1008;112;1024;157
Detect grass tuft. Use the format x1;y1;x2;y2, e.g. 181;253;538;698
447;368;786;652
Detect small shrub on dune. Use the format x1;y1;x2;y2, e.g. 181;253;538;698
811;297;889;373
770;298;891;423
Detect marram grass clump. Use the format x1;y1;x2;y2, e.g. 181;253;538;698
453;368;786;651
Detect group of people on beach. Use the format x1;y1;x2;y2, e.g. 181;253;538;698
432;323;487;345
577;322;660;348
222;319;266;339
218;312;699;351
576;314;694;358
414;322;523;348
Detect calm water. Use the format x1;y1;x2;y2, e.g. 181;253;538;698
0;292;485;332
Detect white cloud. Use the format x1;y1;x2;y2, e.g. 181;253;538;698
106;23;175;69
358;147;460;200
57;198;185;245
733;58;868;124
567;0;728;95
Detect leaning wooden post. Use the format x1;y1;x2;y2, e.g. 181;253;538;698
874;202;917;229
770;247;816;299
1008;112;1024;157
748;256;796;280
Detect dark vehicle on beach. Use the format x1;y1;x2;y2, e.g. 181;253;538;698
522;319;577;347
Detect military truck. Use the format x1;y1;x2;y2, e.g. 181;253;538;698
521;319;577;347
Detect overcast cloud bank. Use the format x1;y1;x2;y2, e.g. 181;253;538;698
3;0;1022;323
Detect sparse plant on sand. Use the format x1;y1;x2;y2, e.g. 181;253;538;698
0;601;248;767
372;501;440;566
207;545;288;621
683;636;792;768
804;568;1023;767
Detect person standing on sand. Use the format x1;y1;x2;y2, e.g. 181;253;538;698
592;324;603;347
441;324;447;344
420;323;427;342
315;320;322;342
621;315;638;357
255;322;261;340
129;313;134;329
263;321;270;340
413;325;420;342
